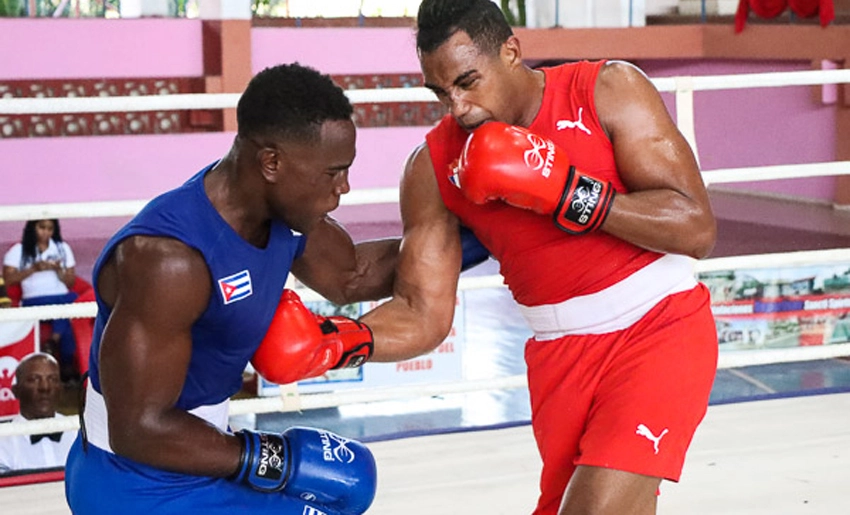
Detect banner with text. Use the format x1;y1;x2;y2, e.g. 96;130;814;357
699;264;850;350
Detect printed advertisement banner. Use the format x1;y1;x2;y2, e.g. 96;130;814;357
699;264;850;351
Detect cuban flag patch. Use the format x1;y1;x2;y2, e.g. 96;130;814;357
218;270;253;305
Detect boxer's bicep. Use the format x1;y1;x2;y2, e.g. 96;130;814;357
99;236;210;460
398;143;462;299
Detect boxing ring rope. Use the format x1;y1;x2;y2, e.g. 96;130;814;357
2;247;850;321
2;68;850;438
0;189;402;223
2;68;848;116
4;326;850;439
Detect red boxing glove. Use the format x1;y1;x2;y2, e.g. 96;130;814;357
251;290;373;385
452;121;615;235
314;314;373;369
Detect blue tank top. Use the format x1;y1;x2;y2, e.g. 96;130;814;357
88;163;305;409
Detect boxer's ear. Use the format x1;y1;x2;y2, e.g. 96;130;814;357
256;145;282;184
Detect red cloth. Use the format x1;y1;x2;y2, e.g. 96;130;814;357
0;469;64;487
736;0;835;33
5;277;94;373
4;276;91;307
752;0;788;18
69;286;95;375
789;0;835;22
0;321;38;419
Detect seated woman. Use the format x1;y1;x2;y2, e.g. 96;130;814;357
2;219;79;382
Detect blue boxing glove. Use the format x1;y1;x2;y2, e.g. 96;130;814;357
231;427;377;515
460;225;490;271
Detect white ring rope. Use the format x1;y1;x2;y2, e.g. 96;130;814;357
0;68;846;224
0;303;97;323
1;155;849;223
674;76;700;167
0;88;446;115
2;156;848;224
4;336;850;438
0;188;401;223
696;248;850;273
650;69;850;92
4;247;850;324
1;154;849;224
3;68;850;438
702;161;850;185
1;69;848;115
0;375;529;438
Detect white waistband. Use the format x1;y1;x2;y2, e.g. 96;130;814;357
518;253;698;340
83;382;230;453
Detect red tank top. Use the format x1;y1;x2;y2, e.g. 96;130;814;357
426;60;662;306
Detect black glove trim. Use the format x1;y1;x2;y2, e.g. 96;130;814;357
554;166;614;235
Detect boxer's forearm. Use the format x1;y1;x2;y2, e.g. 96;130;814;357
362;290;455;362
107;407;243;478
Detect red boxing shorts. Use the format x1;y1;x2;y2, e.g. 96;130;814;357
525;284;718;515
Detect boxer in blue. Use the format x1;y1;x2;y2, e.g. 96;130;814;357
64;63;392;515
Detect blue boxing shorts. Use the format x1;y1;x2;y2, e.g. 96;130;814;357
65;434;341;515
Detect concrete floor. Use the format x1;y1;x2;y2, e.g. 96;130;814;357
3;392;849;515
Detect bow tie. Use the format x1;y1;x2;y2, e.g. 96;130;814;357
30;432;63;444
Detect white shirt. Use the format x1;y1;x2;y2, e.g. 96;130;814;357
0;414;75;474
3;240;75;298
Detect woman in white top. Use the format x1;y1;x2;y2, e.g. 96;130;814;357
3;219;78;380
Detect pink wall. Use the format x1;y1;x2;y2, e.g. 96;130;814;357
640;59;837;202
0;19;204;80
0;127;425;243
0;22;426;246
0;128;424;203
251;27;420;75
0;21;842;245
1;133;233;203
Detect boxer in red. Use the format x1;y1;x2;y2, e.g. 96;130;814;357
356;1;719;514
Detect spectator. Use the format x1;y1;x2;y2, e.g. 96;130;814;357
0;352;75;475
2;219;79;382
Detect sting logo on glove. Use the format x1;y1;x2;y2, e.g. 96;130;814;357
320;430;356;464
256;433;285;481
556;168;615;233
522;133;556;178
565;175;604;225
